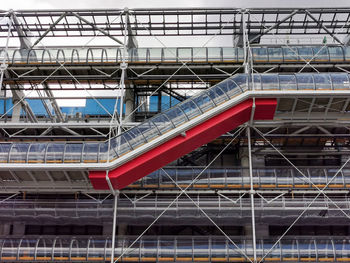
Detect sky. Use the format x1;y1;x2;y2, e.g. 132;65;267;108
1;0;350;10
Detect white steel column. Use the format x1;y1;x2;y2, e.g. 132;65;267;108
110;191;119;263
0;13;11;93
247;126;257;262
111;8;129;263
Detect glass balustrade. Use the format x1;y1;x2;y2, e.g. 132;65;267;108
0;73;349;165
128;167;350;189
0;237;348;261
2;46;350;64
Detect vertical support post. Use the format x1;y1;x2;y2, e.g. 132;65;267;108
110;190;119;263
247;126;257;262
242;10;248;74
0;14;11;93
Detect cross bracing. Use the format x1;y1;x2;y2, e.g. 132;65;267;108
0;6;350;263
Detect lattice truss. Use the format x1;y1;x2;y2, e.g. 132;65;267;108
0;7;350;263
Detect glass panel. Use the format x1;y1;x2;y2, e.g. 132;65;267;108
159;238;175;259
149;48;162;61
344;46;350;61
314;73;332;90
312;46;329;61
232;74;248;91
123;127;147;149
19;239;36;260
179;100;201;120
136;120;160;142
163;48;177;61
331;73;350;90
9;143;30;163
251;74;262;90
164;107;187;126
53;238;70;259
222;47;236;61
0;143;10;163
150;113;174;134
208;47;221;61
82;143;99;163
237;48;244;61
296;74;315;90
135;48;147;62
261;74;279;90
28;143;47;163
64;143;83;163
192;92;215;112
46;144;65;163
282;47;298;61
297;47;313;61
328;46;344;61
219;79;241;98
28;49;41;63
279;75;297;90
268;47;283;62
207;85;229;105
193;47;207;62
42;50;52;63
178;48;192;62
114;134;132;157
36;238;54;260
252;47;268;62
98;142;108;163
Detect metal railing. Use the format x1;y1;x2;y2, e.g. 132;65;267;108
1;45;349;64
0;236;348;262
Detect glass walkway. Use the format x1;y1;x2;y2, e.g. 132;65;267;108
2;73;350;189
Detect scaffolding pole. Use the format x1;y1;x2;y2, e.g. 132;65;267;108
247;126;257;262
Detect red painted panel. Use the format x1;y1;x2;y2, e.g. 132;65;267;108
89;98;277;190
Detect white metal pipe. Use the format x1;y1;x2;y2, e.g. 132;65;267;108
247;126;257;262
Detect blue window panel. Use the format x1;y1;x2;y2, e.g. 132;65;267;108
149;95;158;112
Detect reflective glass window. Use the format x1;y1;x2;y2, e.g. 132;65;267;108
282;47;298;61
296;74;315;90
0;143;11;163
261;74;279;90
268;47;283;62
46;144;65;163
220;79;241;98
149;48;162;61
232;74;248;91
279;75;297;90
237;48;244;62
251;74;262;90
252;47;268;62
135;48;147;62
136;120;160;142
150;113;174;134
314;73;332;90
123;127;147;149
28;143;47;163
9;143;30;163
297;47;313;61
328;46;344;61
193;47;207;62
331;73;350;90
178;48;192;62
192;92;215;112
344;46;350;61
114;134;132;157
312;46;329;61
179;100;202;120
222;47;236;61
82;143;99;163
208;47;222;61
98;142;108;163
28;49;41;63
163;48;177;61
64;143;83;163
164;107;187;126
208;85;229;105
